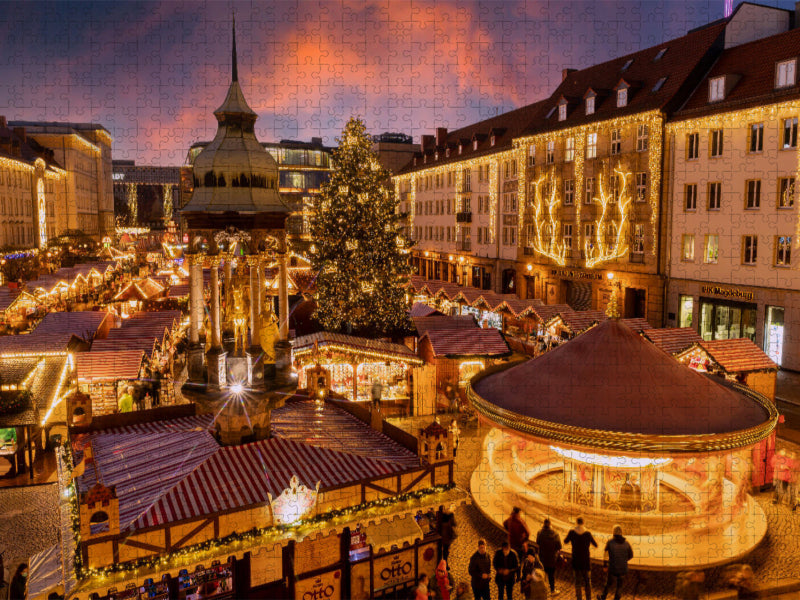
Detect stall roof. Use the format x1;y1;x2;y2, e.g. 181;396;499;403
547;310;606;334
694;338;778;374
166;282;189;298
413;315;477;335
420;327;510;357
113;278;165;301
0;332;80;355
365;513;424;554
91;337;157;356
496;297;545;318
643;327;703;355
409;302;442;318
33;310;111;341
0;354;70;427
0;288;23;312
526;304;575;323
76;350;145;382
293;331;422;364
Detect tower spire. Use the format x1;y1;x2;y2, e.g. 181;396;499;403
232;10;238;83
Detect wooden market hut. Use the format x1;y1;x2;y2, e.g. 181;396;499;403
75;350;147;417
642;327;703;355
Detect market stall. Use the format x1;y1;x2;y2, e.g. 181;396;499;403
76;350;146;416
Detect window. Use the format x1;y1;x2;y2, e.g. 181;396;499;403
708;182;722;210
586;133;597;159
685;184;697;211
586;96;595;115
636;124;649;151
584;223;595;251
635;172;647;202
709;76;725;102
632;224;645;254
621;59;633;71
458;143;462;155
504;161;510;179
682;234;695;261
654;48;668;62
546;141;555;164
776;59;796;88
477;227;482;244
743;235;758;264
447;227;452;242
783;118;798;148
746;179;761;209
687;132;699;159
558;104;567;121
779;177;795;208
585;177;595;204
610;176;619;203
651;77;667;92
616;88;627;108
563;224;573;256
463;168;471;191
490;135;496;146
704;234;719;263
776;235;792;266
565;137;574;162
611;129;621;155
750;123;764;152
710;129;723;157
528;145;535;166
511;159;517;177
473;139;478;150
564;179;574;205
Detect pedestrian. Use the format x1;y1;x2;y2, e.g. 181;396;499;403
439;510;457;565
520;553;548;600
599;525;634;600
468;539;492;600
435;559;454;600
9;563;28;600
564;516;598;600
493;541;519;600
503;507;531;562
454;581;474;600
371;379;383;411
535;518;562;594
415;573;432;600
118;386;134;413
771;448;792;505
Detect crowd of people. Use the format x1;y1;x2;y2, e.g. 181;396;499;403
414;509;636;600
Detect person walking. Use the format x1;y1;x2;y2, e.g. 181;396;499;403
503;507;531;568
415;573;432;600
564;516;598;600
371;379;383;411
493;542;519;600
535;518;562;594
9;563;28;600
599;525;634;600
435;559;454;600
468;540;492;600
439;510;457;565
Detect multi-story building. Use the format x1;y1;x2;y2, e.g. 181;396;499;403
0;116;65;248
111;160;181;228
666;16;800;369
512;19;732;324
8;120;114;237
371;132;419;175
394;104;545;293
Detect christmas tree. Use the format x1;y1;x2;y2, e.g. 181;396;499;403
310;117;411;336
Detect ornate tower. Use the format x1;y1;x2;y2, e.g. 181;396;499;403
181;15;293;445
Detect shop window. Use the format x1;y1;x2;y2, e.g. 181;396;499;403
700;299;756;342
765;306;785;365
678;295;693;328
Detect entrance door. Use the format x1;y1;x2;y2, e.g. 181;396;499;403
565;281;592;311
501;269;515;294
623;288;646;319
765;306;785;365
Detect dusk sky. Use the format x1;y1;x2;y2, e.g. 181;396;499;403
1;1;794;165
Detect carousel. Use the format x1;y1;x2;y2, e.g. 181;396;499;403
468;317;778;569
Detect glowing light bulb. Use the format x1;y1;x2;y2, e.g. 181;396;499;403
230;383;244;395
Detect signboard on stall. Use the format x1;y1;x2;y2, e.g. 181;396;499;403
295;569;341;600
373;548;415;593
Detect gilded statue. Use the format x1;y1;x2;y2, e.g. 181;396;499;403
232;288;249;355
203;316;213;352
259;300;279;363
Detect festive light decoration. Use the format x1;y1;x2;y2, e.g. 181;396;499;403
310;117;411;335
584;167;632;267
41;352;74;426
528;172;567;266
549;445;671;468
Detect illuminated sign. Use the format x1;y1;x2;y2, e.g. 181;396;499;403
550;268;603;281
295;570;340;600
550;445;672;469
373;549;415;592
700;286;754;302
269;474;319;525
112;173;125;181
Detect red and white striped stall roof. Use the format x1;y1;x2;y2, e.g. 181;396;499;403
76;350;145;382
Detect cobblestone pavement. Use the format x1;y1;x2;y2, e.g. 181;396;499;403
0;484;59;581
389;415;800;599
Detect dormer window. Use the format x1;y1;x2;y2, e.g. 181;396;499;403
709;76;725;102
558;104;567;121
616;88;627;108
621;59;633;72
585;96;595;115
490;135;496;146
473;139;478;150
652;77;667;92
776;59;796;89
653;48;668;62
458;143;462;155
434;151;439;160
546;106;556;119
413;157;417;166
445;148;450;157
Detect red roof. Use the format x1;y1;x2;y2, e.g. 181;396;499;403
527;304;575;323
76;350;145;382
409;302;442;318
643;327;703;355
33;310;110;341
421;327;509;357
548;310;606;334
699;338;778;373
293;331;421;363
413;315;477;335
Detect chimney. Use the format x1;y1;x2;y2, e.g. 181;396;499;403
562;68;577;82
311;136;322;146
0;116;6;128
13;127;25;142
435;127;448;147
421;135;435;152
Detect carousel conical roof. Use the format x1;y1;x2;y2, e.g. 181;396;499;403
472;319;770;436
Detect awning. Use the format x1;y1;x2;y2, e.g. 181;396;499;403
364;513;424;554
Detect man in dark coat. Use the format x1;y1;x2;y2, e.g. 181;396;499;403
493;542;519;600
535;518;562;594
468;539;492;600
564;517;598;600
599;525;634;600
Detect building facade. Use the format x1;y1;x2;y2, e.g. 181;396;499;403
371;132;419;175
112;160;181;228
0;116;66;249
8;120;114;237
666;20;800;369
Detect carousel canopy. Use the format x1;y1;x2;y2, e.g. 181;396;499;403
472;319;771;437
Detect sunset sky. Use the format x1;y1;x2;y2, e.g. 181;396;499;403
1;1;791;165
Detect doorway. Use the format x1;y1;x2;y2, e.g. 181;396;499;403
624;288;646;319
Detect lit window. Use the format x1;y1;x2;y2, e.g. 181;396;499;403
635;172;647;202
616;88;627;108
687;133;699;159
708;182;722;210
558;104;567;121
586;96;595;115
445;148;450;157
776;59;796;88
490;135;496;146
710;129;723;157
546;141;555;164
585;177;595;204
682;234;695;261
636;124;649;151
779;177;795;208
563;224;573;257
776;235;792;266
458;143;462;154
611;129;621;155
633;224;645;254
473;139;478;150
685;184;697;211
749;123;763;152
745;179;761;209
704;235;719;264
528;145;535;166
783;118;798;148
586;133;597;159
743;235;758;265
564;179;574;205
709;76;725;102
565;137;574;162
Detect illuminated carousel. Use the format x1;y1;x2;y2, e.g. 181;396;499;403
468;318;778;569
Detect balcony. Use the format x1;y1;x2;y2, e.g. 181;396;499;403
456;240;472;252
456;211;472;223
